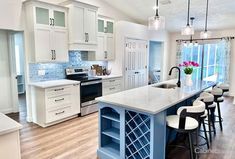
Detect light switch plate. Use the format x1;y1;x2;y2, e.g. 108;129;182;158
38;70;45;76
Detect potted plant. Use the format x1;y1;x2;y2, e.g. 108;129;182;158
179;61;199;86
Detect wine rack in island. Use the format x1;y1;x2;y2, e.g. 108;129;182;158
98;105;151;159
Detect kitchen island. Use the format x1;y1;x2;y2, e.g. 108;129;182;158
96;79;215;159
0;113;22;159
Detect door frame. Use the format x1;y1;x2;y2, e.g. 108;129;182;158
8;31;20;113
148;40;164;83
124;37;149;90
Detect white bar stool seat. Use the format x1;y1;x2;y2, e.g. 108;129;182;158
166;115;198;130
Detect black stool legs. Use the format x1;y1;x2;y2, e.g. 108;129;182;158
188;132;195;159
202;120;210;149
216;102;223;131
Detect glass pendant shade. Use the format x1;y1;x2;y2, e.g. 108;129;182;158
148;15;165;30
200;30;211;39
181;25;194;35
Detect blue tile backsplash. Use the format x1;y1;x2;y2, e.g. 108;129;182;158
29;51;107;82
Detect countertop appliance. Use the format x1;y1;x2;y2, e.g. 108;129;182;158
66;68;102;116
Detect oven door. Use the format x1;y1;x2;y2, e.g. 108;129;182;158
80;80;102;105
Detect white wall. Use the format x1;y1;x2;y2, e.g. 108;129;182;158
109;21;170;83
0;30;14;113
168;29;235;103
0;0;22;30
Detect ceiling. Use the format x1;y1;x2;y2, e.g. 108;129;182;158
102;0;235;32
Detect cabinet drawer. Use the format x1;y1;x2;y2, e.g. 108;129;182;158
46;86;72;97
46;106;72;123
103;78;122;87
47;94;72;110
103;85;121;96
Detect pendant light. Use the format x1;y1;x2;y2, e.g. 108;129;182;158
185;17;198;47
200;0;211;39
148;0;165;30
181;0;194;35
189;17;195;46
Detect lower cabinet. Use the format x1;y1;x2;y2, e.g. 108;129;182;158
31;84;80;127
102;77;122;96
98;106;125;159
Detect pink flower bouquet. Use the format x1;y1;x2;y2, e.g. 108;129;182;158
179;61;199;75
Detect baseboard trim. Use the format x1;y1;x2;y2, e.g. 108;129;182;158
0;108;14;114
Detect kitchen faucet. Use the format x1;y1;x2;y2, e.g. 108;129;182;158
169;66;181;87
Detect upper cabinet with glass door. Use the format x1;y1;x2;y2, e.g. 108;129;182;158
34;5;67;29
23;0;68;63
94;17;115;61
98;18;114;34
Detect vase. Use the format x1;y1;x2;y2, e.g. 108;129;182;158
185;74;193;86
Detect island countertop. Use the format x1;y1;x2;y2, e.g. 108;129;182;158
97;79;215;114
0;113;22;136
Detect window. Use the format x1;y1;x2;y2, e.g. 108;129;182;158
182;43;222;82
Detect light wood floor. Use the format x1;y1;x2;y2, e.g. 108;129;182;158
7;96;235;159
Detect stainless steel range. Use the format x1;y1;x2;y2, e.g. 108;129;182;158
66;68;102;116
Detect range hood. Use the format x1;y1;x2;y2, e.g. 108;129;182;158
0;0;22;30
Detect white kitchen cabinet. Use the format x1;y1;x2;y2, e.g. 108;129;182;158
24;0;68;62
102;77;122;96
31;83;80;127
61;0;98;51
88;17;115;61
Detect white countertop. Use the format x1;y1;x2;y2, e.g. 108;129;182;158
95;75;122;79
29;79;80;88
97;79;215;114
0;113;22;136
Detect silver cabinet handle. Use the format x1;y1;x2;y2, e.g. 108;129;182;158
54;50;56;60
51;50;54;60
52;18;55;26
85;33;88;42
50;18;53;26
87;33;89;42
54;88;64;91
109;79;115;82
104;27;107;33
109;87;115;90
55;111;65;115
55;98;64;102
104;51;107;59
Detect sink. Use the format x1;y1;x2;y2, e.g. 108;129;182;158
153;83;177;89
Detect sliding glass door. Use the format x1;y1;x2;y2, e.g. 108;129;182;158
181;42;224;82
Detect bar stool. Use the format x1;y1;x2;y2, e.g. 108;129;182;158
211;87;224;131
218;83;230;96
166;101;205;159
197;92;216;143
177;100;209;149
